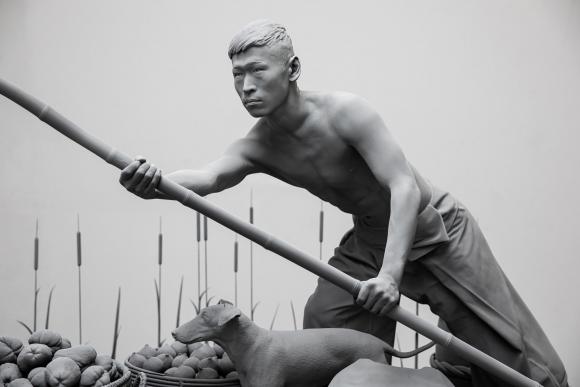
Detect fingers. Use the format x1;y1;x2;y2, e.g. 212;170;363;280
356;279;399;316
119;156;161;198
119;159;143;186
143;168;162;197
134;164;158;193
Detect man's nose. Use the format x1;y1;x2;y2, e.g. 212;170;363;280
243;77;256;94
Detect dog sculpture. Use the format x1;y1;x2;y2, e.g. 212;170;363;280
172;302;433;387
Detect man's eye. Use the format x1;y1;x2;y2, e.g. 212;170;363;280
253;68;265;73
233;73;242;78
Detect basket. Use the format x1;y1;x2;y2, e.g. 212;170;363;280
105;366;132;387
125;360;241;387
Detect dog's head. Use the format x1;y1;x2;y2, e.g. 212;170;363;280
172;300;242;343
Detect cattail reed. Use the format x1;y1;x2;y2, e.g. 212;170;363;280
203;215;208;305
76;214;83;344
34;219;39;331
196;212;201;306
157;217;163;347
234;234;239;307
319;201;324;260
249;189;255;321
111;287;121;359
414;302;419;368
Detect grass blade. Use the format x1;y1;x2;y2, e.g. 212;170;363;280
17;320;33;335
290;301;297;330
112;287;121;359
45;286;55;329
176;276;184;328
190;299;199;315
251;301;260;319
269;304;280;330
154;279;161;347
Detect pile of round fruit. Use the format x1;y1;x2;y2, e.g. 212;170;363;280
0;331;125;387
127;341;237;380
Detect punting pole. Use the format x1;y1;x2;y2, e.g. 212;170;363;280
0;78;541;387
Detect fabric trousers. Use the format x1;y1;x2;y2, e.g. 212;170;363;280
303;189;568;387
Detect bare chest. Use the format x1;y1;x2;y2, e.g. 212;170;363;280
257;126;385;212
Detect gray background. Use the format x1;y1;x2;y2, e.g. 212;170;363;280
0;0;578;382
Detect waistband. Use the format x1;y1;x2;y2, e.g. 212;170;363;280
352;183;459;260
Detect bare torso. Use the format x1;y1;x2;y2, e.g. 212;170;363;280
240;91;431;223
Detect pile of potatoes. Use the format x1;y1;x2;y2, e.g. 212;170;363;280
127;341;237;380
0;331;125;387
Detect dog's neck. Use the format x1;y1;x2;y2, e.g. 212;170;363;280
212;315;269;363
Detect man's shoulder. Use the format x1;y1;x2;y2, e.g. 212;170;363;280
318;91;383;139
308;90;366;112
225;120;270;159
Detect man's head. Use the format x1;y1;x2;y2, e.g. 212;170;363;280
228;20;301;117
228;19;294;61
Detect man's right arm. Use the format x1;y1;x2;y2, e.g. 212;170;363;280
119;139;260;200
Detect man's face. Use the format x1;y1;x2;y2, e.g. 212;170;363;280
231;45;291;117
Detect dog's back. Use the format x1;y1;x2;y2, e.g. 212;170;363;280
261;328;389;387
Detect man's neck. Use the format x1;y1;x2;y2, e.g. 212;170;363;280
266;85;310;133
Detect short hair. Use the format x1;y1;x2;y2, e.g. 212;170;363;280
228;20;294;60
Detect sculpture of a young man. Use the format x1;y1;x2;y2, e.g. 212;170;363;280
119;20;568;387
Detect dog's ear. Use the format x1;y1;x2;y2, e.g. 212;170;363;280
217;306;241;327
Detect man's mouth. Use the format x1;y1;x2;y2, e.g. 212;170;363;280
244;99;262;107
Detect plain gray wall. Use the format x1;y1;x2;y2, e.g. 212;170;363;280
1;0;578;381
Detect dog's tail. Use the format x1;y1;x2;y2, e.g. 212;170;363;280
385;340;436;358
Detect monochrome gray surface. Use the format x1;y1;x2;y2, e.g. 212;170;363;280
0;1;578;385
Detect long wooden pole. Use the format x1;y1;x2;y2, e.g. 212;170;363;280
0;78;541;387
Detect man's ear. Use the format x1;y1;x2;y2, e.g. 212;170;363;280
289;56;301;82
217;306;242;327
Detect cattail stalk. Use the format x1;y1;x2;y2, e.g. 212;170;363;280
76;214;83;344
34;219;39;331
157;217;163;347
415;302;420;368
196;212;201;304
111;287;121;359
249;189;255;320
203;215;208;305
319;201;324;260
234;234;238;307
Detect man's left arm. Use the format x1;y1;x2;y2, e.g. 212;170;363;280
333;94;421;316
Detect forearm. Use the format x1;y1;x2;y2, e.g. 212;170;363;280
155;169;218;200
378;182;421;284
